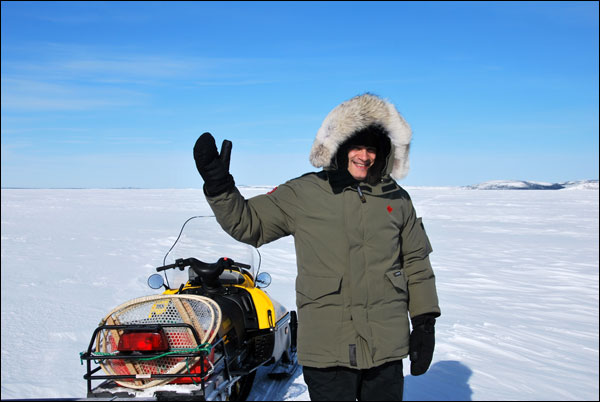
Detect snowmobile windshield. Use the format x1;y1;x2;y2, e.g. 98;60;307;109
160;215;261;290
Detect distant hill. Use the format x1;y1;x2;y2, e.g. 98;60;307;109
465;180;599;190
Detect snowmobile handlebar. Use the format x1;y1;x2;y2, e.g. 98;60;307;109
156;257;251;272
157;257;251;289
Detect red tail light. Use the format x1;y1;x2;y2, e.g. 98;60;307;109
117;330;170;352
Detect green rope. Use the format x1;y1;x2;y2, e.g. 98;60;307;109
137;343;212;361
80;343;212;365
185;357;199;386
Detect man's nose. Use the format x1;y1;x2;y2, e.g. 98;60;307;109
357;149;369;159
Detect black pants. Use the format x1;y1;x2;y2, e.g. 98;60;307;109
303;360;404;401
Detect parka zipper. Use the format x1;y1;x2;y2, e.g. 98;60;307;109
356;185;366;203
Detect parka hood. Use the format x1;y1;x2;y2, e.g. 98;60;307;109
309;93;412;180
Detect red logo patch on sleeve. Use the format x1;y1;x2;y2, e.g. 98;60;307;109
267;186;278;195
387;205;393;213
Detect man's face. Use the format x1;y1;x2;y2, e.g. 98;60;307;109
347;145;376;181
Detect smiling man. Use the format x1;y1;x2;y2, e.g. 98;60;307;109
331;122;390;186
347;145;376;180
193;93;441;401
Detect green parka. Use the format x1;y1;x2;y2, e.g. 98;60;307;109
206;94;440;369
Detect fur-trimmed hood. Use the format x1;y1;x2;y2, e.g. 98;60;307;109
309;93;412;180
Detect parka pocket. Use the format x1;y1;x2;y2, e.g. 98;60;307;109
296;275;342;309
385;268;408;293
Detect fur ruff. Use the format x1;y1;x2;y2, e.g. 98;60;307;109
309;93;412;180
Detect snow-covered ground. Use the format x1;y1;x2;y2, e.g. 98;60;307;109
1;186;598;401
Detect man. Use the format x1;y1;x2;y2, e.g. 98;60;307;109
193;93;440;401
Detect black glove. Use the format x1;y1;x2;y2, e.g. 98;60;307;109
409;313;436;376
193;132;234;196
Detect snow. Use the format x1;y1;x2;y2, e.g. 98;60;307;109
1;186;598;401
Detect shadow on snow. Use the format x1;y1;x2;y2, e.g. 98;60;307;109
405;360;473;401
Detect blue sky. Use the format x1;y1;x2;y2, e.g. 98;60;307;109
1;1;598;188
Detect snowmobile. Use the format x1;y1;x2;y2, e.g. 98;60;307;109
79;217;298;401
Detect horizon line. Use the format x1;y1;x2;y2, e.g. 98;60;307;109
2;179;598;191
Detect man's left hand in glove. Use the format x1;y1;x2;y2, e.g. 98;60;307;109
409;313;437;376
